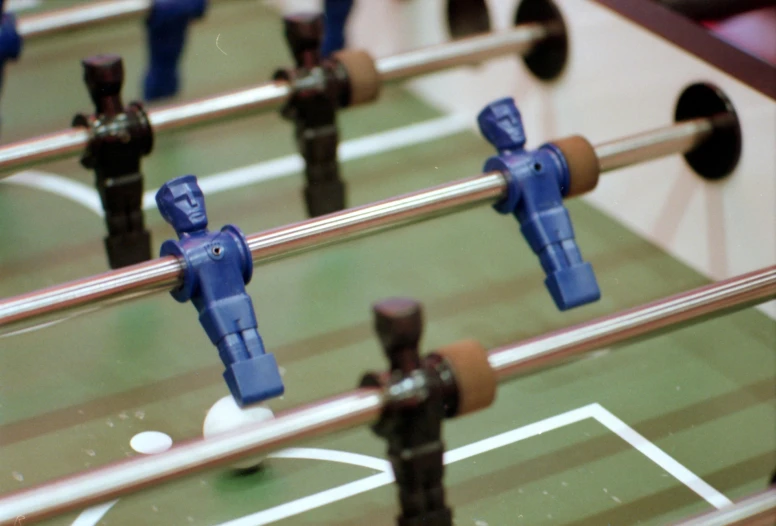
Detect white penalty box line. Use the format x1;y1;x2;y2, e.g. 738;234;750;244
215;402;732;526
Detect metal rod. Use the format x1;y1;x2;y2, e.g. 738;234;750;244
0;128;90;172
0;266;773;524
596;117;714;172
0;117;722;333
0;25;548;175
376;23;550;83
0;390;385;525
15;0;151;39
671;488;776;526
0;173;506;332
487;265;776;379
147;82;291;133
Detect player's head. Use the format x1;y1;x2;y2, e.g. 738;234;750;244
156;175;208;234
477;97;526;152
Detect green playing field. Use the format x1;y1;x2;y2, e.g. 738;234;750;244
0;1;773;525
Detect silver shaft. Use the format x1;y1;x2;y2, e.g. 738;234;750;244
0;128;90;172
0;266;773;524
0;390;385;524
0;83;292;175
672;488;776;526
597;117;715;172
0;26;547;175
148;82;291;133
0;173;506;332
487;265;776;379
0;117;721;333
16;0;151;39
376;23;550;83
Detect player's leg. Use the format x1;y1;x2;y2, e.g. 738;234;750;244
216;329;284;407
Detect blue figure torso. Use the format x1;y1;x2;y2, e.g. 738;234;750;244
157;174;284;406
478;97;599;311
485;146;576;260
161;225;256;346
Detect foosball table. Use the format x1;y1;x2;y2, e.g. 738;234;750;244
0;0;773;524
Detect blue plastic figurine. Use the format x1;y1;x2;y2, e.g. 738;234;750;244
321;0;354;57
156;175;284;406
478;97;600;310
144;0;207;100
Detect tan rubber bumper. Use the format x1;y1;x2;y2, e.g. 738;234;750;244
552;135;601;197
333;49;382;107
436;339;496;416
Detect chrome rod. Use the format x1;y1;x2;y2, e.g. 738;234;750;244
0;25;549;175
487;266;776;379
672;489;776;526
16;0;151;39
0;267;772;524
0;83;292;176
0;173;507;332
0;390;385;524
0;128;90;172
376;23;549;83
596;117;715;172
244;172;506;260
148;82;291;133
0;116;724;332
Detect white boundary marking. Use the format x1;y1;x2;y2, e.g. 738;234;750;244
70;501;118;526
212;403;731;526
69;447;391;526
588;405;732;509
270;447;391;473
2;114;472;219
70;403;730;526
2;171;102;215
0;307;101;339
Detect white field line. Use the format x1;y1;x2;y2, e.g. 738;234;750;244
2;114;472;218
70;403;730;526
1;171;102;215
211;403;731;526
270;447;391;473
0;307;101;340
70;500;118;526
588;403;733;509
69;447;391;526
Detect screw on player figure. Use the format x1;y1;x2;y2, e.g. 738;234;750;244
361;298;497;526
156;175;284;407
73;55;154;269
478;96;601;310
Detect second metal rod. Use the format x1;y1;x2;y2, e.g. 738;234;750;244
0;26;549;175
0;265;773;525
16;0;152;39
0;116;717;332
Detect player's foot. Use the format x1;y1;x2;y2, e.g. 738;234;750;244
223;353;285;407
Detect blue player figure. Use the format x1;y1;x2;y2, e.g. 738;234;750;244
478;97;600;310
156;175;284;407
